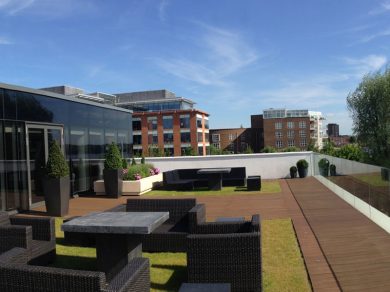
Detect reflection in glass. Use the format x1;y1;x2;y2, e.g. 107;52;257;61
28;128;46;203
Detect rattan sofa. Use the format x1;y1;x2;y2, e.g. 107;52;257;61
126;198;201;252
0;212;56;265
0;247;150;292
186;214;261;292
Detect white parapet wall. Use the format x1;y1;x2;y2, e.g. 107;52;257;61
140;152;313;179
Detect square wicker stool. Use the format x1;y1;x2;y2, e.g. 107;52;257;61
247;176;261;191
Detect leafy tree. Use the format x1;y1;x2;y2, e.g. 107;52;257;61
46;141;69;178
321;140;336;156
282;146;300;152
307;139;319;152
261;146;277;153
209;144;223;155
347;69;390;166
335;144;363;162
244;146;253;154
182;146;196;156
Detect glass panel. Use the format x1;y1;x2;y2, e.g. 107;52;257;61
4;122;27;210
163;116;173;129
0;121;4;210
163;133;174;144
181;132;191;143
4;90;17;120
180;116;190;129
0;89;3;119
133;120;142;131
70;128;88;191
28;128;46;203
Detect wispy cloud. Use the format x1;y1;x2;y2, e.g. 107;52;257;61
358;28;390;43
0;0;35;15
0;36;12;45
158;0;169;22
369;1;390;15
342;54;387;76
156;23;258;86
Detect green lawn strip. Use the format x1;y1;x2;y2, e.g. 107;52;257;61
353;173;390;187
262;219;311;292
146;180;281;197
53;217;310;292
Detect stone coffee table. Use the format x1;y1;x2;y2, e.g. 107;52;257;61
61;211;169;280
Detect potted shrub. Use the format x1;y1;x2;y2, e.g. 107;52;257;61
318;158;330;177
103;143;123;198
381;168;389;181
330;164;336;176
296;159;309;178
290;166;298;178
42;141;70;216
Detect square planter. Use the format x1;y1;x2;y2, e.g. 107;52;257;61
94;173;163;196
103;169;123;198
43;176;70;217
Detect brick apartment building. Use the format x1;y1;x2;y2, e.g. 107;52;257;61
262;109;311;150
115;90;210;156
209;128;252;153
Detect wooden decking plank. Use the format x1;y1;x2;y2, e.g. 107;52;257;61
288;177;390;292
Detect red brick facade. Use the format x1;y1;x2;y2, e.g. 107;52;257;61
133;109;209;156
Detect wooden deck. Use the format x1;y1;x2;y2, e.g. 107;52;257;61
288;177;390;292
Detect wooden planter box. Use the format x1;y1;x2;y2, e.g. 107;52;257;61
94;173;163;196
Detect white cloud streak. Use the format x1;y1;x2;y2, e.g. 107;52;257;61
369;1;390;15
156;23;258;86
0;36;12;45
342;54;387;76
358;28;390;43
158;0;169;22
0;0;34;15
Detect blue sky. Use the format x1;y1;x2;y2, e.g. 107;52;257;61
1;0;389;134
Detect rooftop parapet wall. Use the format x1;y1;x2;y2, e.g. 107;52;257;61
142;152;314;179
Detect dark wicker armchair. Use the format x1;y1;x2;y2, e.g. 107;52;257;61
126;198;200;252
0;212;56;265
187;214;262;292
0;247;150;292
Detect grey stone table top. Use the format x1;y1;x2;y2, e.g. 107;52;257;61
197;168;231;174
61;212;169;234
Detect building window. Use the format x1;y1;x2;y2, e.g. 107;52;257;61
300;139;307;147
147;117;157;131
204;119;209;129
275;122;282;129
275;131;282;139
164;148;174;156
228;133;237;141
148;133;158;144
299;130;306;138
196;118;203;128
198;146;204;155
180;132;191;143
213;143;220;149
180;115;190;129
212;134;220;142
197;132;203;142
163;133;173;144
132;119;141;131
162;116;173;129
299;121;306;128
288;140;295;147
287;130;294;138
276;140;283;148
133;135;142;145
287;121;294;129
204;132;209;142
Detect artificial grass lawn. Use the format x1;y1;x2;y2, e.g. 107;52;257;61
353;173;390;188
146;180;281;197
54;217;310;292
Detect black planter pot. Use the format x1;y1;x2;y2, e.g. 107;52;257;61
43;176;70;217
103;169;123;198
319;166;329;177
330;165;336;176
297;167;308;178
290;170;297;178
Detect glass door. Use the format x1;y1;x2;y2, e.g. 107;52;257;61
26;124;64;208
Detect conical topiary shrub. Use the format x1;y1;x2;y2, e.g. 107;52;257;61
43;141;70;216
104;143;123;170
103;142;123;198
46;141;69;178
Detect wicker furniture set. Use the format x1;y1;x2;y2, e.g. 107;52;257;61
0;197;261;292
